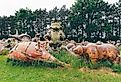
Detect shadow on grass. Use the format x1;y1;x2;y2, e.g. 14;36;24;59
6;58;61;68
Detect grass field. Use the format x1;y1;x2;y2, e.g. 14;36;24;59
0;50;121;82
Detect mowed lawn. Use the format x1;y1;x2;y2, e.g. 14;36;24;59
0;51;121;82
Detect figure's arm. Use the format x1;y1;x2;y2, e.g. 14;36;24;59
60;30;65;41
44;30;51;41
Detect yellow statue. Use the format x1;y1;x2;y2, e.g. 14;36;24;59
44;20;65;49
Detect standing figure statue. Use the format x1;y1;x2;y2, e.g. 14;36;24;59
44;20;65;50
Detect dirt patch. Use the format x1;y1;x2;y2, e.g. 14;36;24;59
79;67;121;76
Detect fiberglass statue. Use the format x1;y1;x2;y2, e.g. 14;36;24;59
44;19;65;50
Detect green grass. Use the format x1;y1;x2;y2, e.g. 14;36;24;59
0;49;9;55
0;50;121;82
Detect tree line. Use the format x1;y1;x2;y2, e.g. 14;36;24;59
0;0;121;42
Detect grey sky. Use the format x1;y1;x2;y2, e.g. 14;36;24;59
0;0;119;16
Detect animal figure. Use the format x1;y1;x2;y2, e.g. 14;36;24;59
4;38;18;50
97;43;120;63
9;29;31;42
19;33;31;42
44;20;65;50
84;43;100;63
0;38;18;54
73;43;121;64
7;42;69;67
65;40;77;51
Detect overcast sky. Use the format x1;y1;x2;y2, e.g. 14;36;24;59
0;0;119;16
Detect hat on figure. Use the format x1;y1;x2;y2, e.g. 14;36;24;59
50;18;62;29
